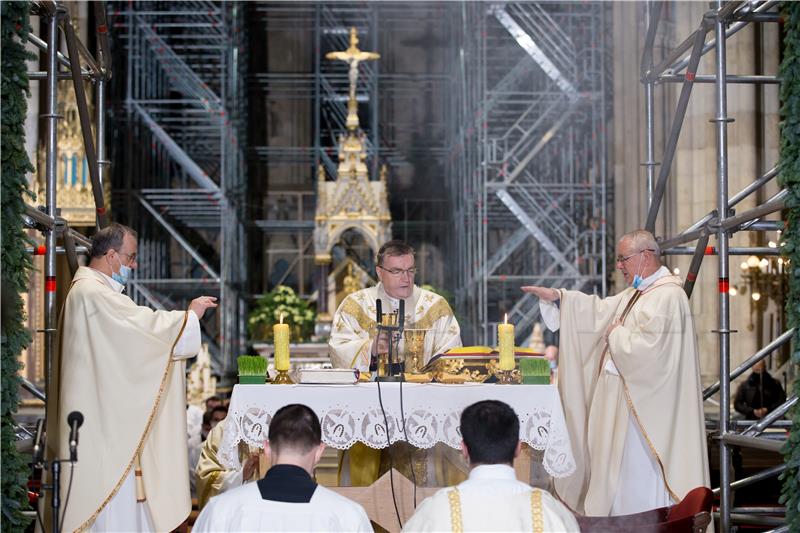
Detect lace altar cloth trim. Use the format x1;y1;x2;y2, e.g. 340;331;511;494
219;383;576;479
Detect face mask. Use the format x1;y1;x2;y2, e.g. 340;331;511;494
631;254;645;289
111;255;133;286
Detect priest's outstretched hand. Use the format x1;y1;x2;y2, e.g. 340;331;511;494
189;296;218;319
521;286;560;302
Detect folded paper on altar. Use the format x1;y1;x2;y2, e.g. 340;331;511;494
299;368;360;384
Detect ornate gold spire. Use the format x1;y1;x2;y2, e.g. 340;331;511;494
314;27;391;265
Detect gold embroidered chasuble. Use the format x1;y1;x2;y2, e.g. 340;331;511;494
328;282;462;369
47;266;192;531
553;275;710;516
195;422;262;510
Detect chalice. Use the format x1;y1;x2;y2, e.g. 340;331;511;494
403;329;427;374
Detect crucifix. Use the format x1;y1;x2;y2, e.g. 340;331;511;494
326;27;380;130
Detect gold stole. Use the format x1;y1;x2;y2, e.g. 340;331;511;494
447;488;544;533
597;290;642;376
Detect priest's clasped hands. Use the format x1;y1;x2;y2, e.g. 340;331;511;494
189;296;218;319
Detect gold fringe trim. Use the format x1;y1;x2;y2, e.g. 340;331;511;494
75;310;189;532
448;488;463;533
531;490;544;533
606;281;683;504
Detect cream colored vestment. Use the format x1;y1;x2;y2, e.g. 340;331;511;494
545;272;709;516
48;266;199;531
402;464;580;532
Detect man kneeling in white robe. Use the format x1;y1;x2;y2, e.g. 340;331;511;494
193;404;372;532
403;400;579;532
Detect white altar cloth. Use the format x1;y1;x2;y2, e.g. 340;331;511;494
219;383;575;478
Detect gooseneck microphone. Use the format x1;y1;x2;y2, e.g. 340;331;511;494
67;411;84;462
376;298;383;323
397;299;405;332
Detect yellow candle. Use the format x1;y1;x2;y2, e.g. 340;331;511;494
274;313;290;372
498;314;515;371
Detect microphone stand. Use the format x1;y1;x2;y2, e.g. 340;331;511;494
374;299;406;382
29;414;82;533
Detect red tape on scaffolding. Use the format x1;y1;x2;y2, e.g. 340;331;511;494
718;278;730;293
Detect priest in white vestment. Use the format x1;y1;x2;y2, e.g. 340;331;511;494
193;404;372;532
328;240;462;487
522;230;710;516
329;240;462;372
403;400;579;532
46;223;218;532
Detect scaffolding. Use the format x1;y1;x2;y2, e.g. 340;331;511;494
107;1;248;378
640;1;788;530
19;1;109;415
249;2;458;299
446;2;613;345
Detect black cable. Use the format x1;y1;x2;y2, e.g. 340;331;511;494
376;379;403;528
399;380;418;508
58;461;75;533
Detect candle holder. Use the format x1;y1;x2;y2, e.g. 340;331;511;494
272;369;294;384
494;368;521;384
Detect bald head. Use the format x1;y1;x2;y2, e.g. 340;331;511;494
616;230;662;286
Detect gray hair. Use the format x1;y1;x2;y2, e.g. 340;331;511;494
90;223;137;258
620;230;661;258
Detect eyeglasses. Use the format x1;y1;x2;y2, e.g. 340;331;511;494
115;250;137;263
378;265;417;277
615;249;654;264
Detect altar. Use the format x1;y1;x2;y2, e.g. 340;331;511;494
218;382;575;480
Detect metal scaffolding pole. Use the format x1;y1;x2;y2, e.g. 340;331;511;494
713;7;732;528
639;1;786;527
43;9;60;411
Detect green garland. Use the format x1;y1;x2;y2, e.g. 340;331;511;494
780;2;800;530
0;2;34;530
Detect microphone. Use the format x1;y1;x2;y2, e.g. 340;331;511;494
376;299;383;324
398;299;405;332
32;418;44;465
67;411;84;462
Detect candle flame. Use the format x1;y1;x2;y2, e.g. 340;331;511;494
504;313;508;324
280;312;284;324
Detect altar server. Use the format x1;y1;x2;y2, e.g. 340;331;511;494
403;400;579;532
47;223;217;531
522;230;709;516
193;404;372;532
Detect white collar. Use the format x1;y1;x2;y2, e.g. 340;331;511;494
93;268;125;293
467;464;517;482
376;282;412;311
636;265;671;291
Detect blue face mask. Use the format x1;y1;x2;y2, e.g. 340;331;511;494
111;255;133;287
631;254;645;289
